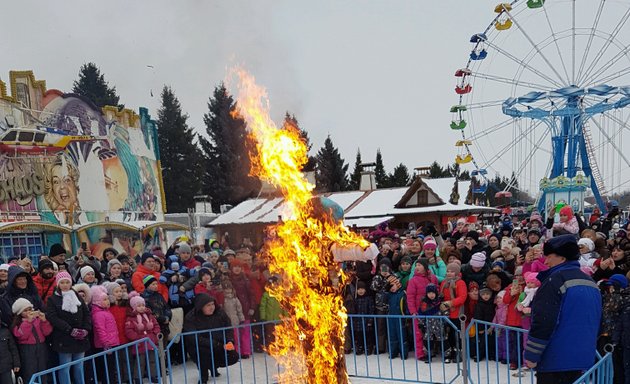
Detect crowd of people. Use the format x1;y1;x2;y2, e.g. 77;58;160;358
0;202;628;383
0;237;276;384
342;204;629;383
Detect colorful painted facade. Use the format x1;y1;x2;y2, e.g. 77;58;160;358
0;70;179;262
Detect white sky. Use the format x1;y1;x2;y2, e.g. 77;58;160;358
4;0;630;194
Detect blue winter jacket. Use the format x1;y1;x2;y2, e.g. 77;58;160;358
524;260;601;372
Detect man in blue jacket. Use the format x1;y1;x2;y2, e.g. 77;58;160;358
525;234;602;383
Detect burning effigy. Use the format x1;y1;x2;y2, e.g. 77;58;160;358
231;69;377;383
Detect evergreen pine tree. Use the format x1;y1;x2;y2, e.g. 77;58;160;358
349;149;363;190
375;149;388;188
315;136;349;192
429;161;445;178
388;163;411;187
72;63;121;109
199;84;260;211
156;86;202;213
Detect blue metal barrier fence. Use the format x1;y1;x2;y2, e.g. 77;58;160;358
28;337;161;384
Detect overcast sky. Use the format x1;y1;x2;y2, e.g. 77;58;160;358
0;1;569;175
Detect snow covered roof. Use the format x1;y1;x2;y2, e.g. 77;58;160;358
209;177;497;227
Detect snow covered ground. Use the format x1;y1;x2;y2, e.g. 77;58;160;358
166;352;534;384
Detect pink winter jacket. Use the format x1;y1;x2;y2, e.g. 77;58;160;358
124;308;160;354
91;305;120;349
522;257;548;274
406;272;438;316
12;317;52;344
552;217;579;235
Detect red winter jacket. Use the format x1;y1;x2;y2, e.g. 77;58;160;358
124;308;160;354
12;317;53;344
194;283;225;306
132;264;168;301
110;304;129;344
32;275;56;305
229;272;254;317
406;271;438;315
439;277;468;319
502;284;523;327
92;305;120;349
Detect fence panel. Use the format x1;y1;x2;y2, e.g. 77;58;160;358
28;338;161;384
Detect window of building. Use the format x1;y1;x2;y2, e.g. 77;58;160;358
0;233;44;267
417;190;428;205
16;83;31;109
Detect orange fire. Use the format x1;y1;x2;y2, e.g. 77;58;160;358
231;68;369;383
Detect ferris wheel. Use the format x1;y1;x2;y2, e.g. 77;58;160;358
452;0;630;213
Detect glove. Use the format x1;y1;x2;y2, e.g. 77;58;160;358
145;321;154;331
224;342;235;351
136;322;146;332
71;328;88;339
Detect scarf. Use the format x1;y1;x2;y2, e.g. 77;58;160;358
444;275;460;290
61;289;81;314
520;286;538;308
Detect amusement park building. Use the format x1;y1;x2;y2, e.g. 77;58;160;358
209;175;498;245
0;70;187;265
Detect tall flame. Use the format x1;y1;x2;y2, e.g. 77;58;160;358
231;68;368;383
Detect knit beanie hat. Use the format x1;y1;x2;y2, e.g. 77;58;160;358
447;262;461;275
560;205;574;220
143;274;157;288
400;256;412;265
578;238;595;252
12;297;33;316
129;292;145;311
90;285;109;307
80;266;95;280
466;231;480;242
0;264;9;271
609;274;629;289
425;283;438;296
543;234;580;261
470;252;486;268
356;281;367;290
56;271;72;285
198;267;212;279
107;259;122;274
49;243;66;258
229;259;244;269
140;252;155;265
423;238;437;250
491;260;505;270
103;281;121;303
177;243;192;254
524;272;541;287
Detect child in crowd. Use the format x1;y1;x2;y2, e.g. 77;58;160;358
439;263;467;363
46;271;92;384
11;297;52;383
371;262;393;353
386;275;408;360
141;275;172;339
352;281;375;355
228;259;254;359
125;292;160;383
259;276;284;347
503;277;524;370
90;285;120;382
549;205;579;236
472;287;496;361
418;284;444;363
222;282;245;353
406;258;438;360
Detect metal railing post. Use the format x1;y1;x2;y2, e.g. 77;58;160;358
158;333;167;384
459;314;469;384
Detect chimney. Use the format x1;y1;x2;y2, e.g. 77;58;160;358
194;195;212;213
414;166;431;179
359;162;377;191
304;170;316;186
